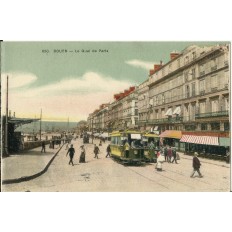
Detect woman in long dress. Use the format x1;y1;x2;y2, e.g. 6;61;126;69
79;145;86;163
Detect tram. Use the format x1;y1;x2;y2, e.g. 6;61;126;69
110;130;145;165
142;132;160;163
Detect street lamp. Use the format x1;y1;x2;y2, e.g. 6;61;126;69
91;117;93;144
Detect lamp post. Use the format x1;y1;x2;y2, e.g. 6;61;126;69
5;75;9;155
91;117;93;144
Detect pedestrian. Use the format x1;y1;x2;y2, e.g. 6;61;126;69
190;152;203;178
41;141;46;153
171;147;178;164
66;144;75;166
156;150;165;171
94;144;100;159
99;140;102;146
106;144;111;158
164;145;168;161
167;146;172;163
52;140;55;149
79;145;86;163
124;140;130;158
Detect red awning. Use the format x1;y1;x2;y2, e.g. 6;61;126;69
180;135;219;146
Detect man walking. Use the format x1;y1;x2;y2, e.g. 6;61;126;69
167;146;172;163
94;144;100;159
171;147;178;164
41;141;46;153
164;145;168;162
106;144;111;158
190;152;203;178
66;144;75;166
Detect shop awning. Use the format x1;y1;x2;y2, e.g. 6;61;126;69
173;106;181;115
143;133;159;138
180;135;219;146
219;137;230;147
165;108;172;116
159;130;182;139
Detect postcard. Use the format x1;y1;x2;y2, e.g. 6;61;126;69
0;41;230;192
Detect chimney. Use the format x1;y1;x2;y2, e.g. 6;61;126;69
154;64;162;72
13;112;15;118
170;51;179;60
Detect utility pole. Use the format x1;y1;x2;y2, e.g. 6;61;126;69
40;109;42;141
5;75;9;155
91;117;93;144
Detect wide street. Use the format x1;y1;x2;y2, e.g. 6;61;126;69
2;138;230;192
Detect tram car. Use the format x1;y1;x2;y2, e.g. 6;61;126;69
110;130;145;165
142;132;160;163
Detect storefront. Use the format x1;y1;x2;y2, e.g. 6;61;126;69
159;130;183;151
180;131;230;157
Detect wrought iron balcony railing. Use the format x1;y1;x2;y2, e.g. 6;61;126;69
195;111;229;119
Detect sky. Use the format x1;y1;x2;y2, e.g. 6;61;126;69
1;41;221;122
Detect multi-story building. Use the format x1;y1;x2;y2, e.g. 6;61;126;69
146;44;229;135
88;87;138;132
122;88;138;129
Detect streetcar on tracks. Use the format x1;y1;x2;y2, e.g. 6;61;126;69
110;130;145;165
142;132;160;163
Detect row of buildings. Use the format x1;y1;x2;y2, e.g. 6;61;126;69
87;44;230;152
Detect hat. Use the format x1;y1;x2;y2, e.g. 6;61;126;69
194;152;198;156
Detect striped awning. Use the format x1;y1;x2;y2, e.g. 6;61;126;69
165;108;172;116
180;135;219;146
159;130;182;139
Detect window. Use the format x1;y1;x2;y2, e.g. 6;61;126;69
186;85;190;98
199;101;206;114
224;122;229;131
211;122;220;131
185;125;196;131
192;68;196;79
199;79;205;94
211;58;217;71
225;97;229;111
201;123;207;131
162;94;165;104
184;71;188;81
192;82;196;96
135;109;138;116
192;51;196;60
211;74;218;90
211;98;219;112
199;63;205;76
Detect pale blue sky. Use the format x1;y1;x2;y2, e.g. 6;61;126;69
1;41;221;122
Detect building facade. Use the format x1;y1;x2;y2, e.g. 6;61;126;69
145;44;229;134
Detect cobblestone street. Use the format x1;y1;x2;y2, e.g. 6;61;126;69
2;138;230;192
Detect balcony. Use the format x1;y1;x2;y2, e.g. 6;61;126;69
211;87;218;92
195;111;229;119
200;71;205;76
147;117;183;125
200;90;205;95
211;65;217;71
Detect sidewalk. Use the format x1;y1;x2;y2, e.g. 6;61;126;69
2;144;63;184
178;151;230;168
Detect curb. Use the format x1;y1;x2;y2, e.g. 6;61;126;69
2;144;64;185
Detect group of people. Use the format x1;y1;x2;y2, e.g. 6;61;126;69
65;143;112;166
155;145;203;177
